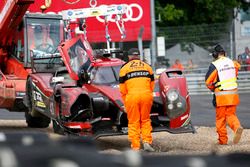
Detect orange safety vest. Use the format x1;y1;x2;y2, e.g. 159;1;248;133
205;56;240;106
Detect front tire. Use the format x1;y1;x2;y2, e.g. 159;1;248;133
25;111;50;128
25;77;50;128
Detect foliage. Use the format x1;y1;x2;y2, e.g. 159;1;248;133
155;0;250;26
155;0;250;51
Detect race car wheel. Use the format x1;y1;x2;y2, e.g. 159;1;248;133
25;77;51;128
25;111;50;128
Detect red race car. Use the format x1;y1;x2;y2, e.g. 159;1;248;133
24;36;195;137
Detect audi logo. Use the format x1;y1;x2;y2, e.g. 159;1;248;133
96;3;143;23
62;0;81;4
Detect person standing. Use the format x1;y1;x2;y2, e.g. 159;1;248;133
205;44;243;145
119;48;155;152
171;59;184;71
238;47;250;71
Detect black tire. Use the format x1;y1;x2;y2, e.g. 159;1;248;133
25;77;51;128
25;111;50;128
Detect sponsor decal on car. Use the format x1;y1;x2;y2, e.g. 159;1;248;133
33;91;46;108
36;101;46;108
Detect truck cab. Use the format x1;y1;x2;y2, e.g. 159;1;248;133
0;12;63;111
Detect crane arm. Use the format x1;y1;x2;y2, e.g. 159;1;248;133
0;0;34;45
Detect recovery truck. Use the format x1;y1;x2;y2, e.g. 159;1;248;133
0;0;64;112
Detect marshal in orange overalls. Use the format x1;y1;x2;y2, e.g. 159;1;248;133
119;58;154;150
205;54;243;145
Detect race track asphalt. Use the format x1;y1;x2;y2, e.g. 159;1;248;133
190;93;250;128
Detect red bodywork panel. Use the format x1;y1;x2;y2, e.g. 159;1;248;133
159;70;188;98
59;87;86;117
30;73;53;97
63;122;91;130
170;97;191;128
58;36;94;81
85;84;124;110
158;69;191;128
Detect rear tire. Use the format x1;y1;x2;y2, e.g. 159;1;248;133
25;77;50;128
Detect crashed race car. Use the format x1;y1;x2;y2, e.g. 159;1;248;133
24;36;195;137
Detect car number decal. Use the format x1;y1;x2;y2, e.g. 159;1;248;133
33;91;46;108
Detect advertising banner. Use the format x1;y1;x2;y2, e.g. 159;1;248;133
157;36;166;57
28;0;152;42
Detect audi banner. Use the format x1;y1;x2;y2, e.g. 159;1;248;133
28;0;152;42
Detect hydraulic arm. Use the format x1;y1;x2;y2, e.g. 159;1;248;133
0;0;34;45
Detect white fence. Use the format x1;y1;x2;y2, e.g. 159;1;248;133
185;68;250;95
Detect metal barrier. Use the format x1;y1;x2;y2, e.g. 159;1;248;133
185;69;250;95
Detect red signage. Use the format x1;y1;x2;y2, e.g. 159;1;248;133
28;0;152;42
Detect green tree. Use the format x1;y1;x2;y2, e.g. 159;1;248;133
155;0;250;26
